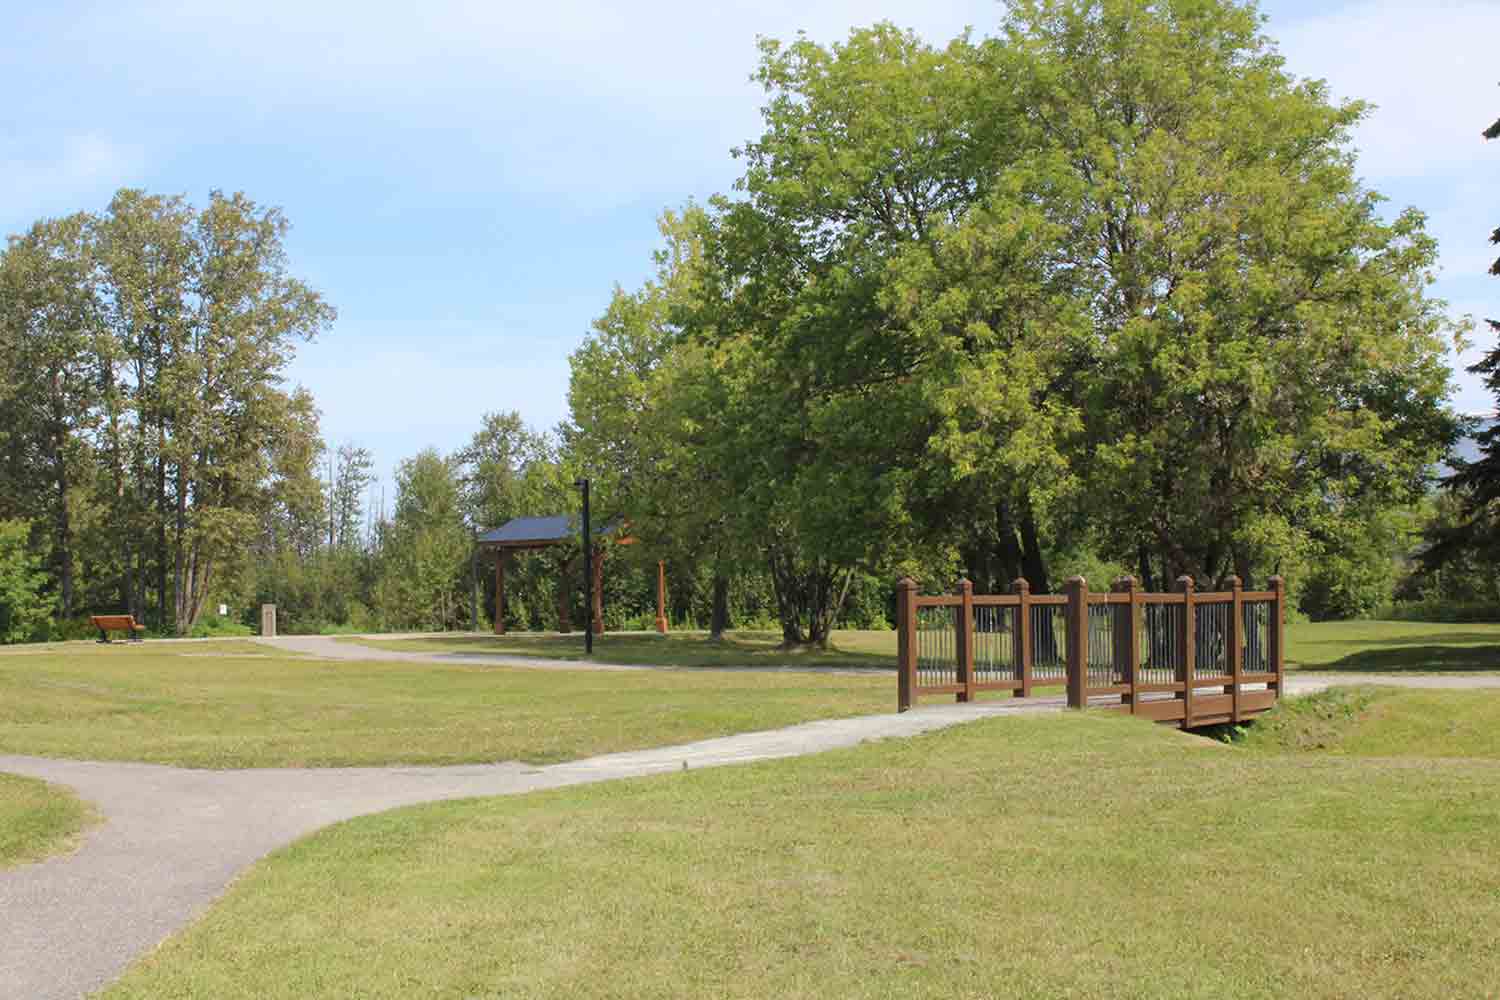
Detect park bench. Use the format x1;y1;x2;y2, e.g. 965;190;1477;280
90;614;146;643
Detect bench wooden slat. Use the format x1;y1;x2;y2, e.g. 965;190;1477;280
90;614;146;642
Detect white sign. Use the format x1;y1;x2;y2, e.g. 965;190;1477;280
218;604;227;617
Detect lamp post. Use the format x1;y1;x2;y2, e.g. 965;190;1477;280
574;477;592;655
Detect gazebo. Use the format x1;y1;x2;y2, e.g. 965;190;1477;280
477;514;668;636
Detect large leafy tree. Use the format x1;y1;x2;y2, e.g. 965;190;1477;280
581;0;1458;640
672;25;1071;642
1003;0;1457;590
0;213;104;617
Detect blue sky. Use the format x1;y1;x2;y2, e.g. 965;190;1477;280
4;0;1498;493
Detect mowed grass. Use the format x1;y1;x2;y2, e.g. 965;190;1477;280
1285;620;1500;672
1239;686;1500;758
361;620;1500;673
103;710;1500;1000
346;628;898;667
0;772;96;869
0;641;889;768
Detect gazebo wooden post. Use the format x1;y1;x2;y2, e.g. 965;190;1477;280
655;560;668;634
493;550;506;636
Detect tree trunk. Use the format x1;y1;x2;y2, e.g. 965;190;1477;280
767;546;850;649
709;574;730;641
48;420;74;619
1137;544;1155;592
155;437;168;628
1019;505;1049;595
993;501;1024;586
173;465;188;634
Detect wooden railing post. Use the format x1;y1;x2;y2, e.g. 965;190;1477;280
956;579;975;704
897;577;918;712
1178;576;1196;726
1112;576;1139;714
1012;578;1032;699
1065;576;1087;709
1228;575;1243;722
1270;575;1286;703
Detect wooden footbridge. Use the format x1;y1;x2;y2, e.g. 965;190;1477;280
896;575;1285;728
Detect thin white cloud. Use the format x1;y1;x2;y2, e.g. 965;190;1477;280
1271;1;1500;182
41;1;995;202
0;135;144;229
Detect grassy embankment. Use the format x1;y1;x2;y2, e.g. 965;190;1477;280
0;772;96;869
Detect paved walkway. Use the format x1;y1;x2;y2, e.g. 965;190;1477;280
4;638;1499;1000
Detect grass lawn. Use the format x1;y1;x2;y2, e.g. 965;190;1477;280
355;620;1500;674
1237;686;1500;758
345;628;898;668
102;710;1500;999
0;772;96;869
1284;620;1500;671
0;640;889;768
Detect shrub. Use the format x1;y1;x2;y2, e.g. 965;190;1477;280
188;616;255;638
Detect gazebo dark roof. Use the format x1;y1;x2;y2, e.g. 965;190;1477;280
477;514;622;549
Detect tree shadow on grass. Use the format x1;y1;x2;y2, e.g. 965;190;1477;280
1295;643;1500;672
1303;631;1500;650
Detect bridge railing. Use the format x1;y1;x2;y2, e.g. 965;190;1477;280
896;575;1285;728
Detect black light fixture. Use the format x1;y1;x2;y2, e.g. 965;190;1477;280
574;477;592;655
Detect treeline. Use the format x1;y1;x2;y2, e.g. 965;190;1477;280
1;0;1491;643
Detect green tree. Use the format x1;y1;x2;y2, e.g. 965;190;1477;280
0;213;104;618
0;520;54;643
377;449;471;630
568;209;759;639
329;442;375;549
96;189;335;632
1002;0;1458;589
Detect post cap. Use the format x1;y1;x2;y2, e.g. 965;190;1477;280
1010;577;1031;593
